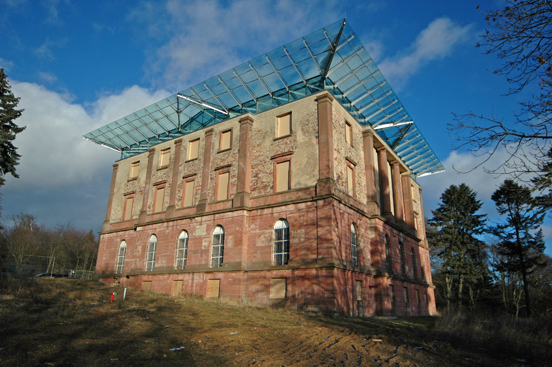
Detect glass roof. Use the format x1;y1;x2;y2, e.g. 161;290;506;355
83;19;444;178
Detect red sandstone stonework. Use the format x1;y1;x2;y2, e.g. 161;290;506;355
96;91;437;317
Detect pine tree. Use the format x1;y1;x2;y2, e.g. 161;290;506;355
428;184;487;309
491;179;546;317
0;68;25;187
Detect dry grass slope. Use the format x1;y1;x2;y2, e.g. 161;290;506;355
0;278;549;367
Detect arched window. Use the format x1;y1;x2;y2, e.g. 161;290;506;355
411;247;417;279
351;224;358;267
211;226;224;268
385;235;390;272
115;241;126;274
176;231;189;270
146;235;157;271
274;219;290;265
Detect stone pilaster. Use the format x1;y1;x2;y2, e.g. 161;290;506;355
316;92;335;196
138;148;156;223
102;163;119;232
392;161;405;226
233;115;254;208
166;138;183;218
402;175;416;235
377;147;393;221
363;131;379;215
197;128;214;213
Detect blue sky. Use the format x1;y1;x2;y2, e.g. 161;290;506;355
1;0;550;255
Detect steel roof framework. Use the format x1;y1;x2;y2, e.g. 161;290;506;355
83;19;444;178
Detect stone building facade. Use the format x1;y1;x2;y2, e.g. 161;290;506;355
95;90;437;317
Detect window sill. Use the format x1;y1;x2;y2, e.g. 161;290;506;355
273;133;291;141
157;165;169;171
127;177;138;182
217;148;232;154
185;158;198;163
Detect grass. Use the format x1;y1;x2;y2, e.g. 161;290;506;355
434;309;552;366
1;277;550;366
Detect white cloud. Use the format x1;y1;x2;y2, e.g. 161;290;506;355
4;82;168;190
37;71;57;83
378;17;473;89
129;0;343;90
0;57;14;71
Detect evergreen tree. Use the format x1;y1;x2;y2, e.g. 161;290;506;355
0;68;25;187
491;179;546;317
428;184;487;309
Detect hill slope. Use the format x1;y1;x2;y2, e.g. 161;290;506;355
0;279;539;366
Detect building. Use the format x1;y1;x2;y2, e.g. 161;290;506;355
86;20;443;316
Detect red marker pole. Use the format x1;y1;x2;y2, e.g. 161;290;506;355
110;292;114;303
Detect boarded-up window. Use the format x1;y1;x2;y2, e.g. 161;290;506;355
183;180;195;207
411;248;417;279
154;186;165;212
416;289;421;305
385;235;391;272
277;113;291;137
276;161;290;192
389;284;395;307
172;280;183;297
159;149;170;167
356;280;362;301
130;161;140;179
217;172;229;201
399;241;405;274
345;122;352;146
207;279;220;298
188;139;199;160
142;281;152;291
270;278;286;298
347;165;354;196
403;287;410;306
123;195;134;221
220;130;231;151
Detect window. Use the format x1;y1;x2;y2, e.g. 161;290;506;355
211;226;224;268
411;248;417;279
276;113;291;137
130;161;140;179
356;280;362;301
216;171;230;201
159;149;170;168
115;241;126;274
399;241;405;274
345;122;353;146
123;194;134;221
274;219;290;265
153;185;165;213
219;130;232;151
275;160;290;192
424;292;428;305
385;235;390;272
403;287;410;307
188;139;200;160
389;284;395;309
351;224;358;267
146;235;157;271
183;179;195;207
347;164;355;196
176;231;188;270
416;289;421;305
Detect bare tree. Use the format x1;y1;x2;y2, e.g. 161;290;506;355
449;1;552;181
